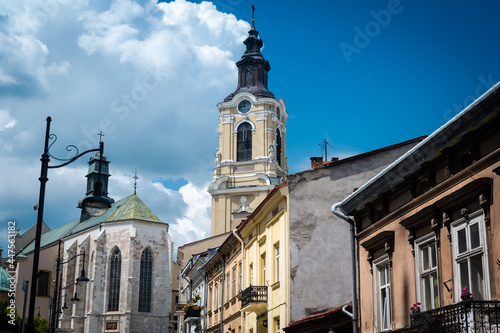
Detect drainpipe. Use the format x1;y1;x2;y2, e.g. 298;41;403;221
332;202;358;333
215;251;225;333
232;229;245;333
197;267;207;333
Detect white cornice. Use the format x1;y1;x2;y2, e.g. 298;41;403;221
217;92;281;109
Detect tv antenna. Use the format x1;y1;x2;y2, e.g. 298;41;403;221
318;134;334;161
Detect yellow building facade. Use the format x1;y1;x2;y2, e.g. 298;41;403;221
238;184;290;333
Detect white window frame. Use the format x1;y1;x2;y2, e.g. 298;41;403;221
262;253;266;285
373;255;391;331
415;233;439;311
451;210;490;302
275;243;280;283
232;268;236;298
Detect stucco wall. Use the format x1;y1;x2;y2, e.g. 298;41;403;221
287;141;420;321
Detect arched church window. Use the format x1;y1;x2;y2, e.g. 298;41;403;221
138;248;153;312
108;247;121;311
276;129;282;167
237;122;252;162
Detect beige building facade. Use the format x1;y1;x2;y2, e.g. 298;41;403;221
338;83;500;332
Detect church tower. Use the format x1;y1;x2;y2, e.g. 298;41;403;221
208;13;288;235
78;152;114;221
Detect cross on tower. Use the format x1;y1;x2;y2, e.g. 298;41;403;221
133;168;139;194
97;131;105;143
251;4;256;29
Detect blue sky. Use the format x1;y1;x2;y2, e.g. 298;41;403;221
1;0;499;254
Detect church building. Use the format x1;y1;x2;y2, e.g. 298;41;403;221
208;15;288;236
15;153;174;333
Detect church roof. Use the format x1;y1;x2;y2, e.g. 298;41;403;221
17;193;165;256
105;194;162;223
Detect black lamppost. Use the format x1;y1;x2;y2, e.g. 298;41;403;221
50;242;89;333
27;116;111;333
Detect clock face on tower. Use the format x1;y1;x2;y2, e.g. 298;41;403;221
238;100;252;113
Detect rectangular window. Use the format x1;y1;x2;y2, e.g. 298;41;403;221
36;271;50;296
250;263;254;285
452;211;488;301
275;244;280;283
239;263;242;292
226;273;230;302
208;287;212;310
374;257;391;331
262;253;266;285
232;268;236;298
416;237;439;311
275;317;280;333
215;284;218;309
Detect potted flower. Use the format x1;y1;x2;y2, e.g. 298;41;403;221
410;302;421;314
461;287;473;301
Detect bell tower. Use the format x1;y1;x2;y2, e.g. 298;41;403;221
208;9;288;236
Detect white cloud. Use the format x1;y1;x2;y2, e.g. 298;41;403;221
0;0;250;253
0;110;16;131
170;182;211;244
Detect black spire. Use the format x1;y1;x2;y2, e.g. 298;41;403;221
224;4;274;101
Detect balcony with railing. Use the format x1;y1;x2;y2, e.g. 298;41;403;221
184;306;201;326
241;285;267;314
411;301;500;332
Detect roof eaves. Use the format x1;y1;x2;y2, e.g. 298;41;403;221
339;81;500;214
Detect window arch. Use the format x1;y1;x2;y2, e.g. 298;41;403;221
237;122;252;162
108;247;121;311
138;248;153;312
276;129;282;167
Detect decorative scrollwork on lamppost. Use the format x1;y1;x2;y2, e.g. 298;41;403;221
27;116;111;333
51;239;89;333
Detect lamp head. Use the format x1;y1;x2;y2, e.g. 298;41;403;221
71;292;80;302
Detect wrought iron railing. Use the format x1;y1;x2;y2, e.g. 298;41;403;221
185;307;201;320
241;285;267;308
411;300;500;332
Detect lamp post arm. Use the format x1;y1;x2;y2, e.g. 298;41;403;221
48;147;100;169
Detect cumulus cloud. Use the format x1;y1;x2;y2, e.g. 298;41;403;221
0;0;250;253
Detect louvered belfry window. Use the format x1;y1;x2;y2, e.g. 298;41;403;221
139;248;153;312
237;123;252;161
108;247;121;311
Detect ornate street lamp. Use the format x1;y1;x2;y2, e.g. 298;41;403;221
50;241;89;333
27;117;111;333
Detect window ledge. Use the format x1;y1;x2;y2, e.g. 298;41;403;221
271;281;280;290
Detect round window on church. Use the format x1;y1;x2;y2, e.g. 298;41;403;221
238;100;252;113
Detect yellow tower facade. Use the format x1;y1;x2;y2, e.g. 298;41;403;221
209;22;287;236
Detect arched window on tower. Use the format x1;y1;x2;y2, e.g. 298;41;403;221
108;247;121;311
138;248;153;312
237;122;252;162
276;129;282;167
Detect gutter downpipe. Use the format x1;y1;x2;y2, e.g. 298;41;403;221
332;202;358;333
215;251;225;333
232;229;245;333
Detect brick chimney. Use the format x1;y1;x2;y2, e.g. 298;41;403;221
310;157;323;169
